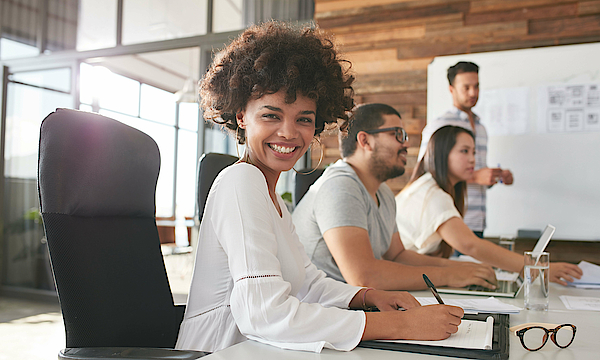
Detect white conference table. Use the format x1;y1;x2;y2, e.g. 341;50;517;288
203;284;600;360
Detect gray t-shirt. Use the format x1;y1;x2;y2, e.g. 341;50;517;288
292;159;397;282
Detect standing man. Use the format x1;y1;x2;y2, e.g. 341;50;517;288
292;103;497;290
419;61;513;238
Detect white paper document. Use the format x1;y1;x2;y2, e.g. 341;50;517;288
537;83;600;134
473;87;529;136
377;317;494;350
417;297;521;314
559;295;600;311
567;261;600;288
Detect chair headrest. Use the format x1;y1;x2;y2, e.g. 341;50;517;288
196;153;238;223
38;109;159;217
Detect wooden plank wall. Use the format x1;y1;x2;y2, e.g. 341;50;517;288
313;0;600;193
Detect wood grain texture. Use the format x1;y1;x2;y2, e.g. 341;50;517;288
529;15;600;37
327;13;463;35
425;20;528;40
345;50;431;75
335;26;425;47
353;70;427;95
316;1;469;28
316;0;417;14
465;3;578;25
314;0;600;193
397;41;470;59
470;0;578;14
402;118;426;134
357;91;428;105
579;0;600;15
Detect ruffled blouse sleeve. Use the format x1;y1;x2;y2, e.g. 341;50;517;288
210;164;365;352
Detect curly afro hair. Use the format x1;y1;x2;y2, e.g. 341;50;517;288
200;20;355;144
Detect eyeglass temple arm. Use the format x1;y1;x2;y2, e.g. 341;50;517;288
509;322;560;335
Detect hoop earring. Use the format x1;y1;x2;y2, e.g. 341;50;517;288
235;127;242;159
293;137;323;175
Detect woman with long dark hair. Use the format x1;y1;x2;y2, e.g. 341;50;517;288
396;125;582;284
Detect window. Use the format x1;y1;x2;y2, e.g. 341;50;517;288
213;0;244;33
77;0;118;50
0;38;39;60
79;63;198;219
122;0;208;45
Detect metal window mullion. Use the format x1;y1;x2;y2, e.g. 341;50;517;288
116;0;123;46
3;29;243;70
36;0;48;53
0;66;9;285
198;48;212;157
0;0;3;54
172;104;180;219
7;79;70;94
137;81;142;117
207;0;214;34
73;60;80;109
194;47;211;221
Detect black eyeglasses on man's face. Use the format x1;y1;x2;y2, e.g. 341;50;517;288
363;127;408;144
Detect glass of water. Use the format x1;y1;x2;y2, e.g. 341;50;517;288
524;251;550;311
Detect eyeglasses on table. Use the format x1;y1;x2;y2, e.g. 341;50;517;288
510;322;576;351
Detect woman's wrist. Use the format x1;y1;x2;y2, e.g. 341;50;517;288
362;287;375;310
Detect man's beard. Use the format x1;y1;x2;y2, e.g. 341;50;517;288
370;145;406;182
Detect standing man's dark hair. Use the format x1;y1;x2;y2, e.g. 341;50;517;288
447;61;479;86
340;103;401;158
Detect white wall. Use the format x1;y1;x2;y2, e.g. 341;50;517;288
427;43;600;241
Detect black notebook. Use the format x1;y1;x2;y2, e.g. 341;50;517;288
358;313;509;360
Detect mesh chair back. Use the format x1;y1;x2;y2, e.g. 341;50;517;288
38;109;183;348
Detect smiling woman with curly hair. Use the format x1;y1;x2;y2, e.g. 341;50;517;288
200;21;354;143
175;21;463;354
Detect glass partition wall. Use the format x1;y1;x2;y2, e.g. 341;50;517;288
0;0;314;297
2;64;76;293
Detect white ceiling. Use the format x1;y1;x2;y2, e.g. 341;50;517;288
85;47;201;93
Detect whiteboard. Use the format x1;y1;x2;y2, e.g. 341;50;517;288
427;43;600;241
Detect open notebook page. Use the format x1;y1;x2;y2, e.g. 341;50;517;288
376;316;494;350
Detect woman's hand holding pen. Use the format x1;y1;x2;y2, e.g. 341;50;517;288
394;305;464;340
361;304;464;341
360;276;464;342
358;282;464;342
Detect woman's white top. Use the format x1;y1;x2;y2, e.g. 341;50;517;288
395;173;461;255
175;163;365;353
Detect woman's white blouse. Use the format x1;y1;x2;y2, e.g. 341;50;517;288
175;163;365;353
395;173;461;255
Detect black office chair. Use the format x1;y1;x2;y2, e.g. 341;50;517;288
38;109;207;360
293;168;325;206
196;153;238;224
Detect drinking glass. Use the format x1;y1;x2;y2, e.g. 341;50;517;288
524;251;550;310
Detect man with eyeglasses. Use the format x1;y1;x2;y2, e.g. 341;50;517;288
292;103;498;291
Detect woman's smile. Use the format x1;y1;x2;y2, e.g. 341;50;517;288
238;90;316;184
268;143;299;155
